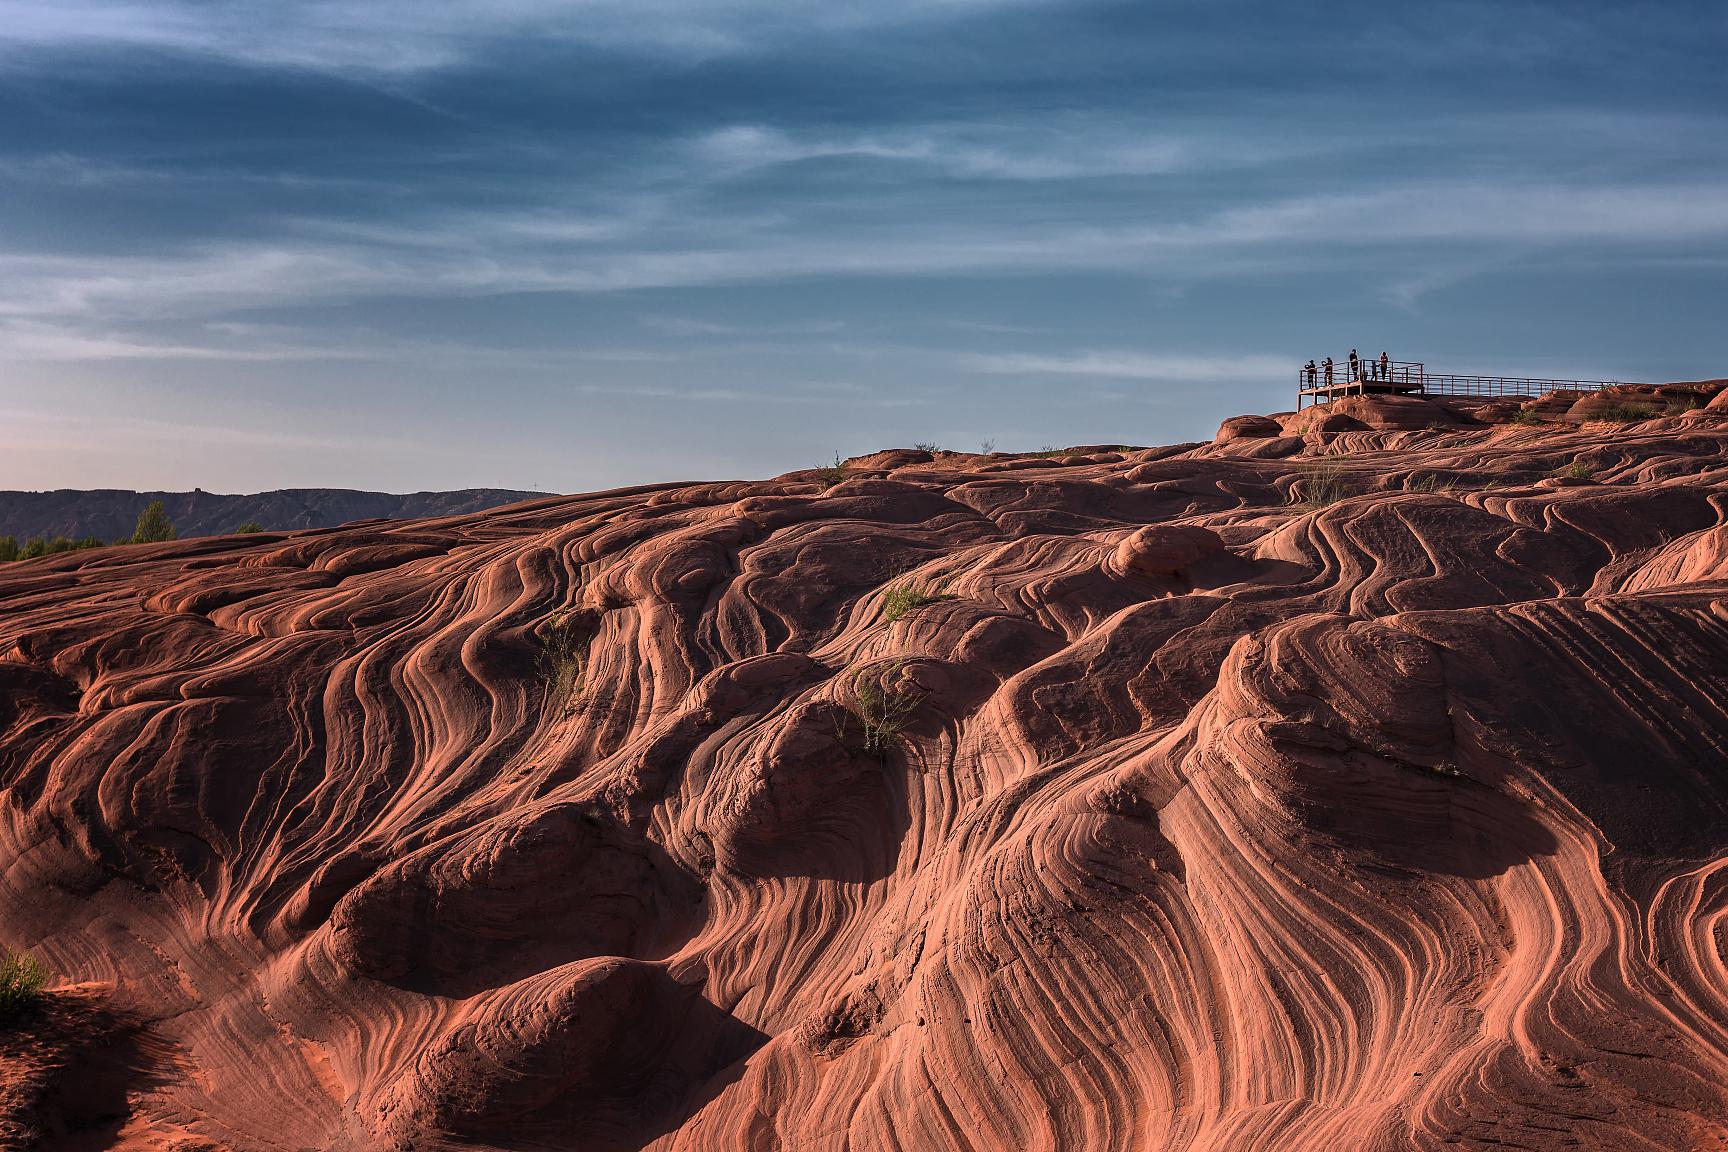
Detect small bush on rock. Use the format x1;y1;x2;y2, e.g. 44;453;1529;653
814;454;847;488
881;585;956;623
845;662;921;756
0;949;48;1024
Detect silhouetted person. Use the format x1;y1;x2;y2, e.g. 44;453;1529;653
1348;349;1359;382
1379;351;1389;381
1305;360;1317;387
1324;357;1334;386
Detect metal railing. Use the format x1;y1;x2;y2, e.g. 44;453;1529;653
1411;374;1637;400
1297;360;1424;405
1296;360;1649;408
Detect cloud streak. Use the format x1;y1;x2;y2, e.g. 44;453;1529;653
0;0;1055;69
3;180;1725;338
960;352;1290;382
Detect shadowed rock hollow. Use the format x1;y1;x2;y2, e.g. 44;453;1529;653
4;383;1728;1151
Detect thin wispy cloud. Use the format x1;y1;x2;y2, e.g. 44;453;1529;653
0;0;1056;69
4;181;1725;332
961;352;1289;382
636;314;846;338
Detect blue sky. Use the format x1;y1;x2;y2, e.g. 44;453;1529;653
1;0;1725;492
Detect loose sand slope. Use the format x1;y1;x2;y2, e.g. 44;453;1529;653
3;386;1728;1151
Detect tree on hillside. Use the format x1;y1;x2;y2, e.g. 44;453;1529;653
131;500;177;544
0;536;17;562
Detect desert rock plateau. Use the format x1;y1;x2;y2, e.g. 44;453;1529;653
4;382;1728;1151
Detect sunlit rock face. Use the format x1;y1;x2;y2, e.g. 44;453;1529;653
4;384;1728;1151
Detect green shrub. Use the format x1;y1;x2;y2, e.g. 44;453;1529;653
535;611;588;715
0;536;17;563
236;521;263;534
0;949;48;1024
131;500;176;544
912;442;940;453
845;662;920;755
814;453;847;489
1510;407;1544;424
1556;460;1594;481
881;585;956;623
15;535;106;559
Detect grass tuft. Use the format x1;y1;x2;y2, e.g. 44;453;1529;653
535;610;588;716
1293;460;1354;509
1403;473;1449;494
1592;402;1658;423
0;949;48;1025
881;584;957;623
1555;460;1595;481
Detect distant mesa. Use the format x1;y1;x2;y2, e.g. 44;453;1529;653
0;486;549;545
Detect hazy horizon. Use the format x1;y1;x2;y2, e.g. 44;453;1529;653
2;0;1725;493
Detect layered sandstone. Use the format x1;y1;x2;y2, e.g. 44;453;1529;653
3;387;1728;1150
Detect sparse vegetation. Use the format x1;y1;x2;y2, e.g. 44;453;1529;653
0;535;104;561
1556;460;1595;481
1511;407;1544;425
881;584;956;623
236;521;263;534
912;442;940;453
0;948;48;1024
978;439;996;455
814;453;848;488
535;610;588;715
130;500;176;544
844;661;921;756
1294;460;1354;509
1592;402;1658;423
1404;473;1447;494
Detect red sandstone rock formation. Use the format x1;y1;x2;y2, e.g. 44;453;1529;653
4;385;1728;1150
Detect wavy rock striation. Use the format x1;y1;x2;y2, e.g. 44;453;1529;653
4;391;1728;1150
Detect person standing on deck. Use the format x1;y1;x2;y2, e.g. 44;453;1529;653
1379;351;1389;381
1348;349;1360;382
1324;357;1334;386
1305;360;1317;387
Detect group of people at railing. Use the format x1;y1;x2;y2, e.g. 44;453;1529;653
1302;349;1393;388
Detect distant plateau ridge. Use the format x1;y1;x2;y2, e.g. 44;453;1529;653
0;487;548;544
